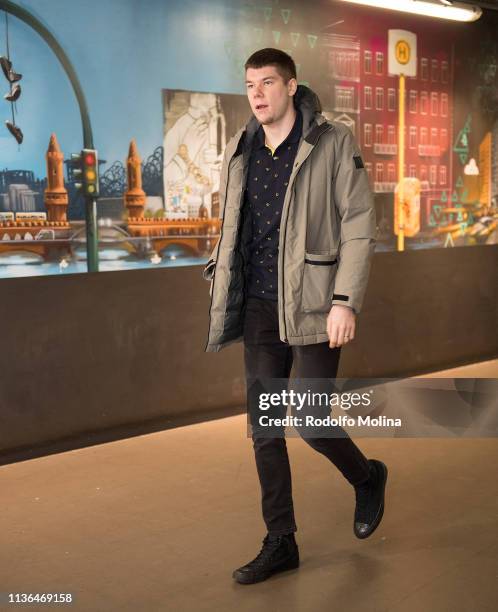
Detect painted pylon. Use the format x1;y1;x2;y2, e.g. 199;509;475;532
125;139;146;219
44;133;68;222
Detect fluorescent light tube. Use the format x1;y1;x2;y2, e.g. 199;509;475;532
339;0;482;22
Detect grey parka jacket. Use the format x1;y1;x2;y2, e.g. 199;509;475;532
203;85;376;352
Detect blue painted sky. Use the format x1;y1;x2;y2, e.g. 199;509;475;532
1;0;251;176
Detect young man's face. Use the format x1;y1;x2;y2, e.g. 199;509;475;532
245;65;297;125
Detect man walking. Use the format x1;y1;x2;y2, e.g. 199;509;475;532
203;48;388;584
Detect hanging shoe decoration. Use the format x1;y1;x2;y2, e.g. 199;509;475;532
0;56;22;82
4;82;21;102
1;13;24;146
5;119;23;144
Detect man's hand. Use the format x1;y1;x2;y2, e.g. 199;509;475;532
327;304;356;348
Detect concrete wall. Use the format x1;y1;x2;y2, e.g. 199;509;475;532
1;245;496;464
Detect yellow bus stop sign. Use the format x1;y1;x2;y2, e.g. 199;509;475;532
395;40;411;65
389;30;417;76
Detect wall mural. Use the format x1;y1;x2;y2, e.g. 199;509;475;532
159;90;249;261
0;0;496;280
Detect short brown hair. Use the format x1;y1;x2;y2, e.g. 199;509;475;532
245;48;297;83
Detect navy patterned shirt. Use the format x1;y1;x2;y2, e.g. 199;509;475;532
245;109;303;300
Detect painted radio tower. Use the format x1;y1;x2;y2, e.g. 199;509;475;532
125;139;146;219
44;133;68;222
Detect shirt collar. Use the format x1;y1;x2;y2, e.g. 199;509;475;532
254;109;302;152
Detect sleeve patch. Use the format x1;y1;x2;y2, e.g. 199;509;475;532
353;155;364;169
332;294;349;302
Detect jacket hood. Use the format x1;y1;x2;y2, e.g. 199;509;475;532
294;84;322;115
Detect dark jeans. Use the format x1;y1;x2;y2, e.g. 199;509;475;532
243;297;370;536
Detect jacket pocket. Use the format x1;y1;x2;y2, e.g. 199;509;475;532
301;251;338;313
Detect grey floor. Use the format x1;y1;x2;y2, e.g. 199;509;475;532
3;359;498;612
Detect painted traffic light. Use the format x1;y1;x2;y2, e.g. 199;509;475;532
82;148;99;197
71;148;99;197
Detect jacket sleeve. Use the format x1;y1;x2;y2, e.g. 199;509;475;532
330;124;377;314
202;145;231;282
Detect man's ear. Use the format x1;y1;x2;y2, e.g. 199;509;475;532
288;78;298;96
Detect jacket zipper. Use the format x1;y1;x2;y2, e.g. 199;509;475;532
204;157;232;352
205;152;247;351
279;125;332;344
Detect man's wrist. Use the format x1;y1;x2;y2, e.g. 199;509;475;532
330;303;356;314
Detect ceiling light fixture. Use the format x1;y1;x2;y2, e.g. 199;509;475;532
338;0;483;22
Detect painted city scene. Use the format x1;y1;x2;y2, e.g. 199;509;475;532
0;134;221;279
0;0;496;279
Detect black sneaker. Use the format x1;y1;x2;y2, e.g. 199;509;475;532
354;458;388;539
232;533;299;584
